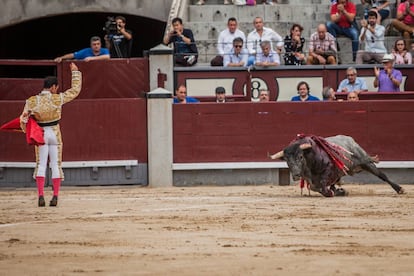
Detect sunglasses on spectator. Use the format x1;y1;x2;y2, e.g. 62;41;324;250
234;45;243;48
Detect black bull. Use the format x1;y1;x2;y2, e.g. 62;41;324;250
269;135;405;197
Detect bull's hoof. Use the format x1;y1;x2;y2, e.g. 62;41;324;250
334;188;349;197
397;187;405;194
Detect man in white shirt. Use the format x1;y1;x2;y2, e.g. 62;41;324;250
211;17;246;66
356;10;387;64
246;17;283;66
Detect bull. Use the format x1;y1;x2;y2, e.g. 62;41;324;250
269;134;405;197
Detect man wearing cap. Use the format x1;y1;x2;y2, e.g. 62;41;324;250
373;53;403;92
215;87;226;103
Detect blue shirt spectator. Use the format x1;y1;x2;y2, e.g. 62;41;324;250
54;36;110;62
337;67;368;93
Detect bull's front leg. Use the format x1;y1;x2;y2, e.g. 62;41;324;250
319;179;334;197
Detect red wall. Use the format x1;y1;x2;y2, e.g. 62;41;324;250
0;99;148;162
0;59;149;100
175;65;414;101
173;101;414;162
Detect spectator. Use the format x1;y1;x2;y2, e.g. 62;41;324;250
361;0;391;23
373;53;403;92
356;10;387;64
246;16;284;65
54;36;110;62
327;0;359;62
174;84;199;104
260;0;275;4
337;67;368;93
392;38;413;64
258;89;270;102
255;40;280;67
163;17;198;66
20;63;82;207
291;81;320;101
307;24;338;65
223;37;249;67
215;86;227;103
104;16;133;58
211;17;246;66
392;0;414;49
347;91;360;101
283;23;306;66
196;0;231;4
322;86;337;101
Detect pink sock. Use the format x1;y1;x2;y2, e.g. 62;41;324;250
52;178;61;197
36;176;45;196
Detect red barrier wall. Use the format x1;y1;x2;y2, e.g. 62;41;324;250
0;58;149;100
173;101;414;162
0;99;147;162
175;65;414;101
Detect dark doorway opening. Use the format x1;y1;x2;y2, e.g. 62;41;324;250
0;13;166;59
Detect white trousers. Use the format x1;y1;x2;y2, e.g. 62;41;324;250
35;126;63;179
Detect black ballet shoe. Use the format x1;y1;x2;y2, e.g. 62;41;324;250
38;196;45;207
49;196;58;207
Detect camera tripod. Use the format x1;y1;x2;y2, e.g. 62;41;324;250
110;35;123;58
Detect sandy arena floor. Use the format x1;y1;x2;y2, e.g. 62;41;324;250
0;183;413;275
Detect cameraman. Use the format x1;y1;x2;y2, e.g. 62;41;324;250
104;16;133;58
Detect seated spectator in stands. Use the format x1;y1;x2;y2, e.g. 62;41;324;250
224;37;249;67
283;23;306;66
291;81;320;101
361;0;390;23
258;89;270;102
246;17;284;66
196;0;231;5
307;24;337;65
174;84;199;104
322;86;337;101
392;0;414;49
255;40;280;67
338;67;368;93
356;11;387;64
392;38;413;64
327;0;359;62
373;53;403;92
260;0;275;5
163;17;198;66
215;86;227;103
54;36;110;62
211;17;246;66
347;91;360;101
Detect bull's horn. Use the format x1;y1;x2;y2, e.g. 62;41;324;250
299;143;312;150
269;151;284;159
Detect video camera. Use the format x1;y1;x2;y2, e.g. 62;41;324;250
103;16;119;35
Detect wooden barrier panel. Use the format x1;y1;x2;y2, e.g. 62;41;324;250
0;58;150;100
173;101;414;163
0;99;148;162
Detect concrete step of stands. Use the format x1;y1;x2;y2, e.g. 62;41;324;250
187;1;400;65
